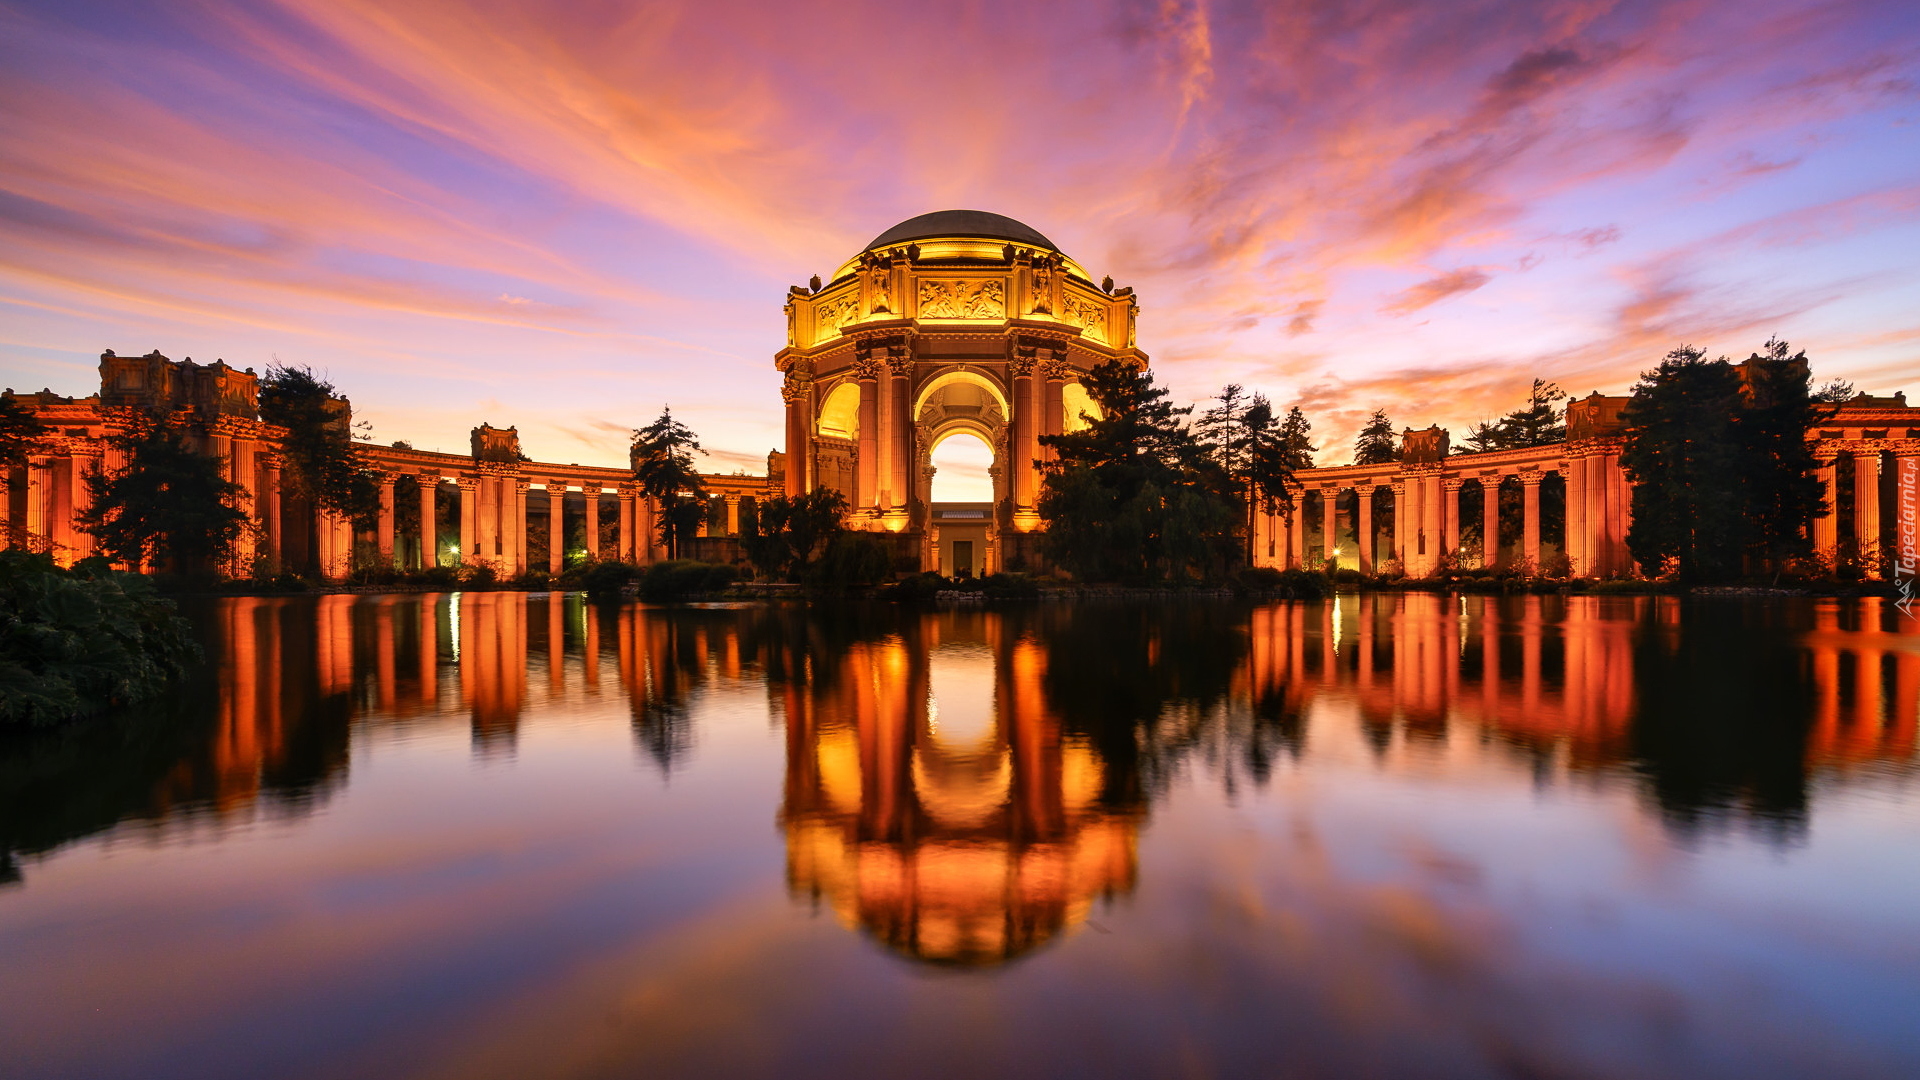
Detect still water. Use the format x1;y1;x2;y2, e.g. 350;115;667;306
2;594;1918;1079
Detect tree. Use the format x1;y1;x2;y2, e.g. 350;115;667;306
1197;385;1296;564
742;488;847;581
1732;338;1829;573
631;407;707;560
1619;342;1829;582
0;393;48;472
1036;361;1238;582
259;365;380;565
1352;409;1399;465
78;413;251;574
1813;378;1856;403
1;394;49;548
1456;379;1566;453
1276;406;1317;471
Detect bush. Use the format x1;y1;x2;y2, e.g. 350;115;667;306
1233;566;1330;599
639;560;739;601
582;560;643;597
980;572;1040;599
808;533;895;588
459;562;498;588
419;565;461;589
886;572;949;602
0;552;199;728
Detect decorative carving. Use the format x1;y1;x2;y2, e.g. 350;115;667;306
814;291;859;341
1029;256;1056;315
1062;292;1106;340
918;278;1005;320
1009;356;1037;378
1040;358;1072;382
860;252;894;315
886;353;913;377
853;357;882;380
781;370;813;404
470;423;522;463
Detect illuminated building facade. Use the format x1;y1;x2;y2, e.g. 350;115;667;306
775;210;1146;576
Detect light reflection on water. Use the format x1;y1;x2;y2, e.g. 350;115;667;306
2;593;1918;1079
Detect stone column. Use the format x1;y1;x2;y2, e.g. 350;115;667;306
887;356;912;521
1397;476;1413;564
621;486;637;555
725;494;741;536
857;362;880;511
1521;471;1544;570
1855;450;1883;569
1357;487;1375;573
62;453;95;561
1566;456;1589;576
696;495;710;538
1322;488;1339;567
1420;474;1441;575
457;477;478;565
545;484;565;573
376;474;397;566
1010;357;1036;526
228;437;256;565
24;454;50;551
1042;359;1068;457
1442;478;1464;561
1287;496;1304;568
262;456;283;570
582;486;601;559
1608;452;1632;574
418;477;438;569
1813;454;1839;560
511;479;529;575
1483;477;1502;569
782;372;812;498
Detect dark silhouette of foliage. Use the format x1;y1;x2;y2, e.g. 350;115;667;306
258;365;380;528
1275;405;1317;471
1352;409;1399;465
0;393;48;471
1037;361;1238;581
1620;341;1830;581
1197;385;1298;564
742;488;847;581
0;551;198;728
1457;379;1566;453
78;414;251;574
631;407;707;560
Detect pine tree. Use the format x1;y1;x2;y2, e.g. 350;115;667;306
1037;362;1236;581
78;413;250;574
1733;339;1830;574
631;407;707;560
1620;348;1746;581
259;365;380;560
1352;410;1399;465
1276;406;1317;471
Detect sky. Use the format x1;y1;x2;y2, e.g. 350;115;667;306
2;0;1918;500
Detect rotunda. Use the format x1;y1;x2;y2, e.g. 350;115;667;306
775;210;1146;575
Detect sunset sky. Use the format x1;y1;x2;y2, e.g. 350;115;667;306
3;0;1917;497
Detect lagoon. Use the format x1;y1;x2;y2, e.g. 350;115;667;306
3;594;1918;1079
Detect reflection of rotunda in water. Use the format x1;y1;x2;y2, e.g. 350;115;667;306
780;615;1140;966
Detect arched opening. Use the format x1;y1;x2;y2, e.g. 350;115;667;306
816;381;861;438
930;430;995;503
914;368;1010;419
1062;381;1100;433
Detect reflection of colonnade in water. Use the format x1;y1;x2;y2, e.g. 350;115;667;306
779;614;1141;966
1242;594;1918;770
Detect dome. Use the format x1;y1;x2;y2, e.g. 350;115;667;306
865;210;1058;252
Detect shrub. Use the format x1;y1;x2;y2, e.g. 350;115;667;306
0;551;199;728
808;533;895;588
639;560;739;601
582;560;643;597
1234;566;1331;599
459;562;499;588
886;572;948;602
980;572;1040;599
419;565;461;589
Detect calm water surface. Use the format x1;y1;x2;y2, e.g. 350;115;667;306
3;594;1918;1079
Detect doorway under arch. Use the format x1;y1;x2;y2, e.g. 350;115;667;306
930;430;995;504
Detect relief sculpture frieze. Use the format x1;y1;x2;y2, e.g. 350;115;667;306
1062;293;1107;341
813;291;860;343
917;278;1006;320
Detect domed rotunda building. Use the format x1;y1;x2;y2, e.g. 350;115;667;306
775;210;1146;576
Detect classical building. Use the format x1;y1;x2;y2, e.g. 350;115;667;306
1254;383;1920;578
776;209;1145;576
3;351;770;579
